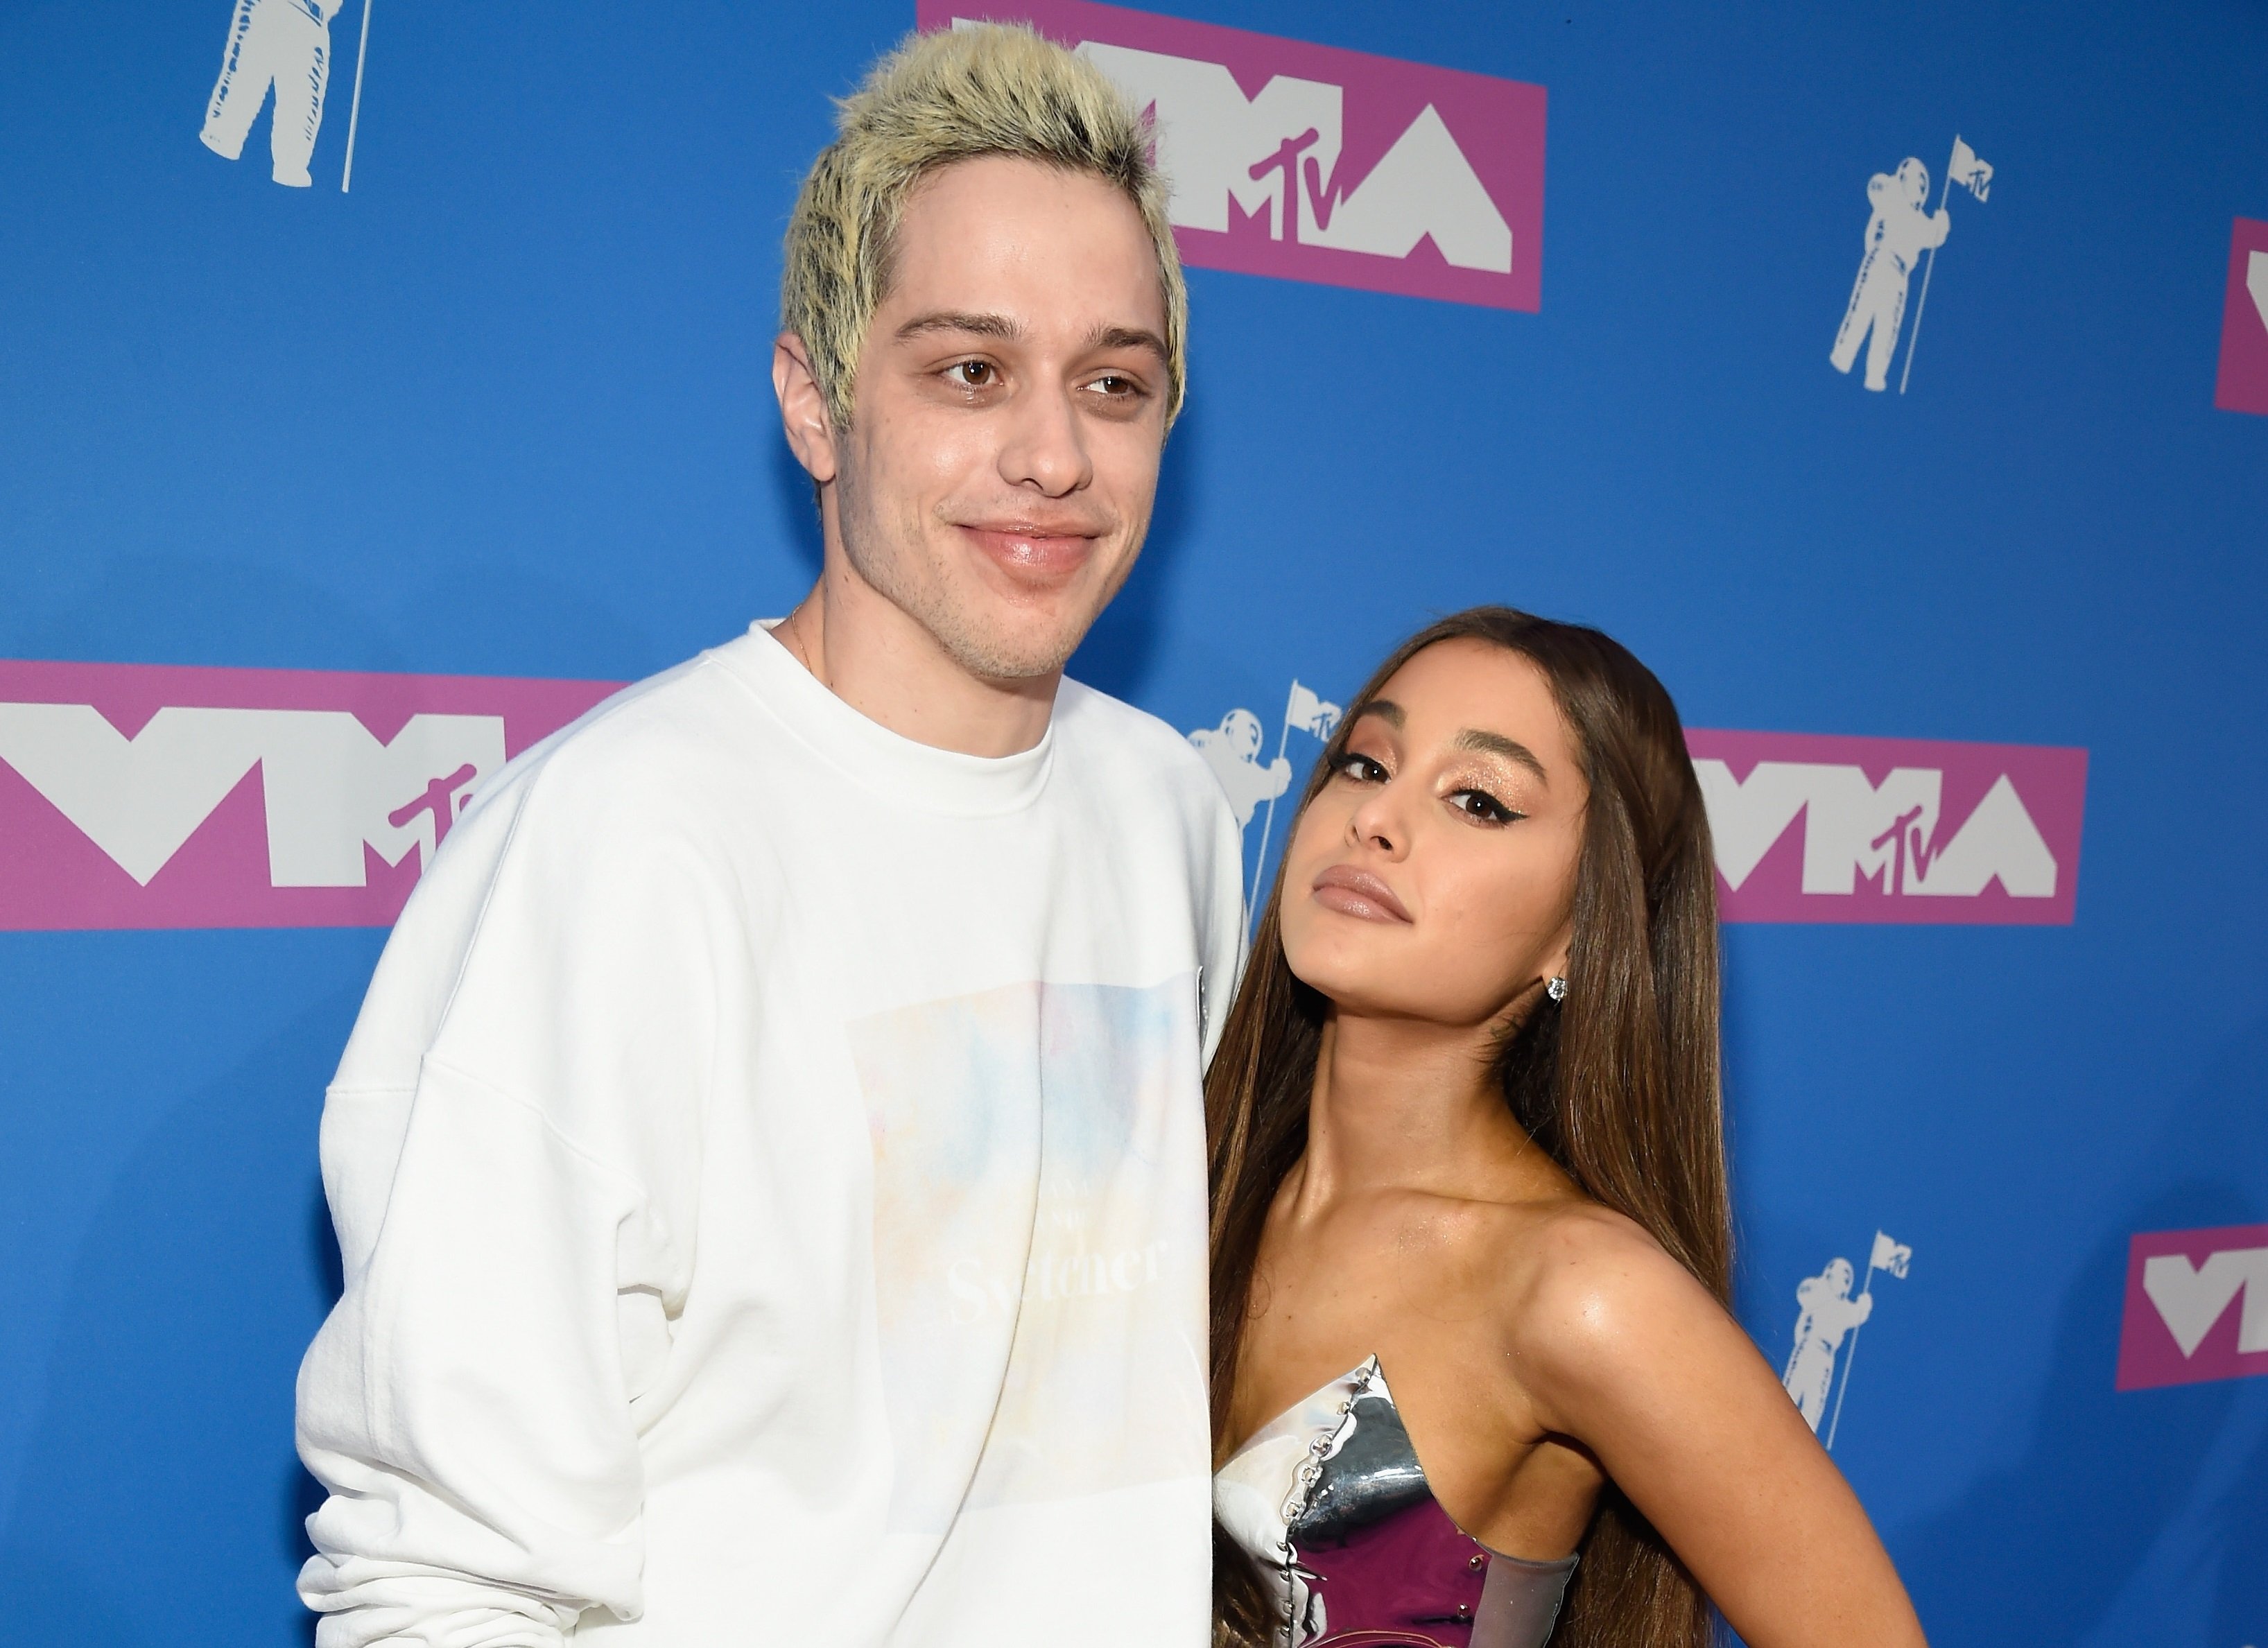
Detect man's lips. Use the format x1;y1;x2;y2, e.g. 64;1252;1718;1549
955;522;1102;578
1310;863;1413;924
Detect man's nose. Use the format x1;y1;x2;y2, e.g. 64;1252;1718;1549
997;381;1093;498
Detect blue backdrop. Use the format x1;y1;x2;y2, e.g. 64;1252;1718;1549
2;1;2265;1642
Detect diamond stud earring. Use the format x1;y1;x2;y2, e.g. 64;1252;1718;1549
1546;975;1568;1002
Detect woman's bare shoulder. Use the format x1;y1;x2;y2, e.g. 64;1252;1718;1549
1471;1198;1727;1395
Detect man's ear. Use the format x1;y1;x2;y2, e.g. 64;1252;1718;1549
772;332;840;485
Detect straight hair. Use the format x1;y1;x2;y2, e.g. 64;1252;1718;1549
1209;607;1731;1648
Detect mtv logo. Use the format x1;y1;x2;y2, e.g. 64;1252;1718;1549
0;660;618;931
927;0;1546;311
2213;216;2268;417
1685;729;2087;925
2118;1223;2268;1390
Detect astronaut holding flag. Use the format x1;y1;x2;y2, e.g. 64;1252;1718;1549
1830;159;1950;391
1188;679;1344;916
1784;1230;1913;1448
1830;134;1993;393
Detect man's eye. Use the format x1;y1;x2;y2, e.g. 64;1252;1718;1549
944;360;997;388
1087;373;1139;397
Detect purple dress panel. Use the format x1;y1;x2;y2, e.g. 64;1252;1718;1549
1213;1358;1576;1648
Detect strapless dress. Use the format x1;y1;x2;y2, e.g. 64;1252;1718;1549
1213;1358;1577;1648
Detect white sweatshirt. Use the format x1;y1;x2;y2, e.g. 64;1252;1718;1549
296;622;1245;1647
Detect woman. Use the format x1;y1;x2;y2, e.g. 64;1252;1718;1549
1209;608;1926;1648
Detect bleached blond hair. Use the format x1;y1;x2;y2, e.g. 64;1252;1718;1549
781;24;1186;432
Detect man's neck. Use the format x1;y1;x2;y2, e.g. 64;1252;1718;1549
772;554;1058;760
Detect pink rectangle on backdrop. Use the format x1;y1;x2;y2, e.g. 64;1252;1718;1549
0;659;621;932
2116;1223;2268;1391
2213;217;2268;417
1686;728;2087;926
919;0;1546;311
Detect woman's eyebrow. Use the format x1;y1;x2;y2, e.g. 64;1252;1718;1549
1455;728;1548;783
1351;700;1404;729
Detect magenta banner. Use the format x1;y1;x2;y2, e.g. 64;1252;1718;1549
0;659;619;932
919;0;1547;312
1686;729;2087;926
2117;1223;2268;1391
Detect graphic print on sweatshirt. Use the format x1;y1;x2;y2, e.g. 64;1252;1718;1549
851;975;1209;1532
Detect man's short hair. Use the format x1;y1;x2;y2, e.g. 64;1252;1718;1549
781;23;1187;433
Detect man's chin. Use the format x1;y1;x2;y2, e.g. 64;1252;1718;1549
928;601;1097;684
943;629;1084;684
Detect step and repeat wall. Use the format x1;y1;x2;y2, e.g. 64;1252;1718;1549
2;2;2264;1643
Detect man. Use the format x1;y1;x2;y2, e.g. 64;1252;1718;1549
1829;156;1949;392
295;25;1243;1646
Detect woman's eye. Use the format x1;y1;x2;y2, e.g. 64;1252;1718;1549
1335;752;1387;783
1451;789;1518;824
945;360;998;388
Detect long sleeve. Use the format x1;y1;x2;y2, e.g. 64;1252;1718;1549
295;743;720;1648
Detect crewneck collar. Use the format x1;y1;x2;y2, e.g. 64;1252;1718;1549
713;620;1058;817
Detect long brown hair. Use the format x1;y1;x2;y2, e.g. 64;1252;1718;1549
1209;607;1731;1648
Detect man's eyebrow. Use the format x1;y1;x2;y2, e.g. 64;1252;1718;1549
1455;728;1550;784
894;310;1023;342
1085;323;1170;361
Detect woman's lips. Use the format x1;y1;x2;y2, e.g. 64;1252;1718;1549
1310;864;1413;924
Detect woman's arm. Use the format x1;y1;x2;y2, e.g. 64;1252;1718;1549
1507;1213;1928;1648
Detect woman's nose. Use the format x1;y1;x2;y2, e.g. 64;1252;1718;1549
1345;783;1408;855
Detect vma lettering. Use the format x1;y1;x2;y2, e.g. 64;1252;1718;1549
1685;729;2086;926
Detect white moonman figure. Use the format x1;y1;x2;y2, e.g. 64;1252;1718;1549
1830;157;1950;392
199;0;344;189
1782;1257;1874;1430
1189;707;1292;829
